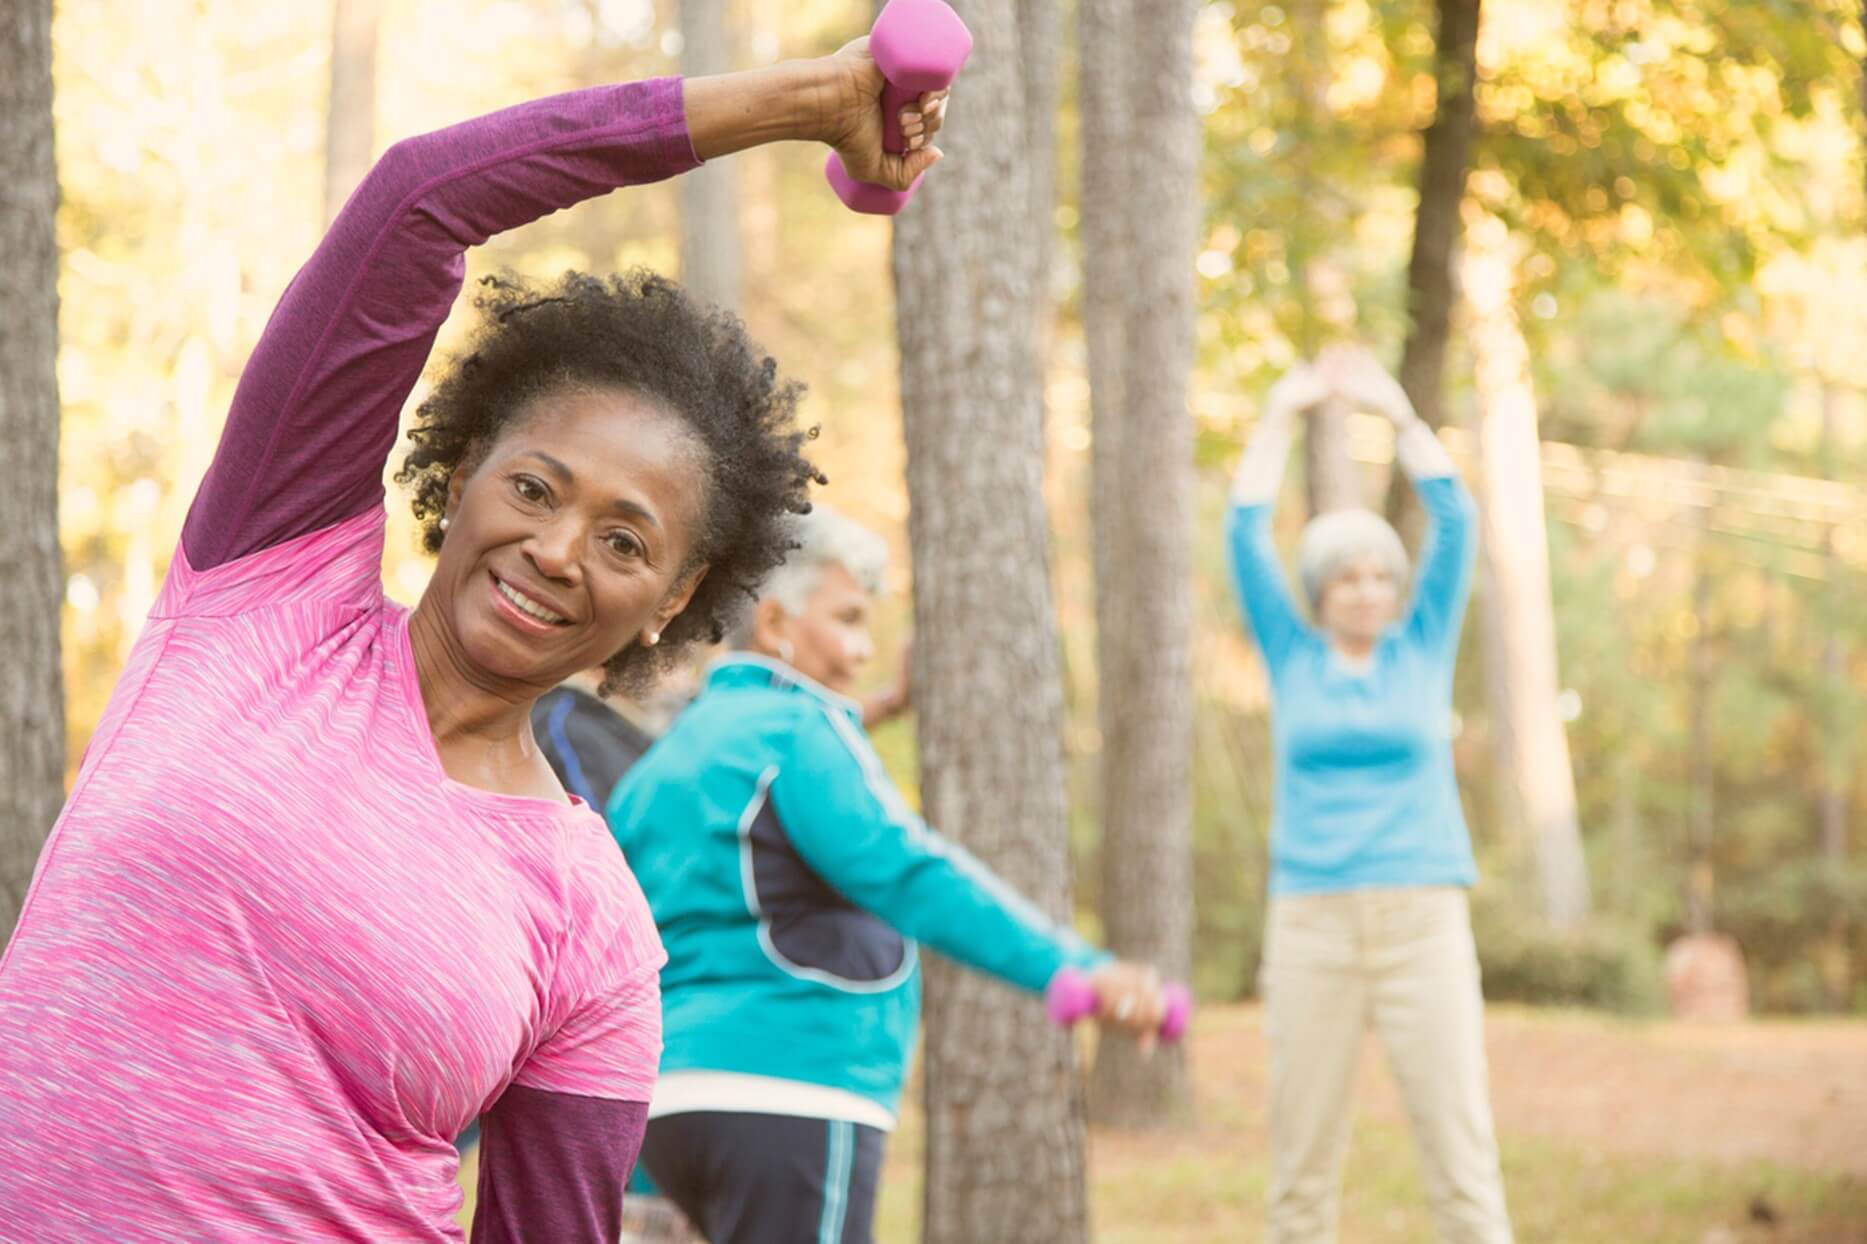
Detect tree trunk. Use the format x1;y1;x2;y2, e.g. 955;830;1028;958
324;0;383;226
1304;396;1362;515
1080;0;1198;1129
891;4;1090;1240
1817;382;1847;868
680;0;741;313
1284;0;1359;517
1385;0;1482;529
1020;0;1060;354
1684;514;1715;936
0;0;66;942
1463;215;1590;931
1817;382;1850;1008
1080;0;1132;662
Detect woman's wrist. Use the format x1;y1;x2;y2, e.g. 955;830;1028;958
682;57;843;161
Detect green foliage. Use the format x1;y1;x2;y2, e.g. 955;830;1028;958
45;0;1867;1020
1470;888;1665;1013
1476;0;1860;290
1718;858;1867;1012
1535;285;1794;463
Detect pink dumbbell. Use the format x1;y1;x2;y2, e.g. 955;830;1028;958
1046;967;1193;1043
823;0;973;216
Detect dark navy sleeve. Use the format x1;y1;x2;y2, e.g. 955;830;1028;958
532;689;657;811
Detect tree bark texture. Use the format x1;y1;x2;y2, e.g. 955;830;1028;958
1817;383;1848;867
1079;0;1198;1129
324;0;383;226
0;0;67;942
1020;0;1060;350
680;0;741;313
890;3;1090;1240
1463;217;1591;931
1685;515;1716;936
1284;0;1360;517
1304;396;1362;515
1386;0;1482;528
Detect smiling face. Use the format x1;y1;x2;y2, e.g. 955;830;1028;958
1316;551;1400;650
751;560;877;695
425;385;710;692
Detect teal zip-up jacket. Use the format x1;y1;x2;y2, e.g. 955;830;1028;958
606;655;1106;1119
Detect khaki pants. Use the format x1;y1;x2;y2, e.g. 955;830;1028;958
1262;887;1512;1244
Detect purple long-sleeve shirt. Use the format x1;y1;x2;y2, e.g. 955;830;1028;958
0;79;699;1243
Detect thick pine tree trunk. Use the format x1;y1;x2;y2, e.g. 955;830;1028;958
1020;0;1060;347
1384;0;1482;530
1282;0;1359;517
324;0;383;225
0;0;67;941
1683;528;1716;938
1463;216;1590;930
1304;396;1361;515
680;0;741;313
1816;383;1851;1007
1816;384;1849;866
891;3;1090;1240
1080;0;1198;1129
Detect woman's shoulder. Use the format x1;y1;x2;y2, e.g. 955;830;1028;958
695;671;823;735
157;506;389;622
556;808;664;957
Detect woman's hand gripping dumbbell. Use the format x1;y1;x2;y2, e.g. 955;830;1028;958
1048;963;1193;1054
823;0;971;214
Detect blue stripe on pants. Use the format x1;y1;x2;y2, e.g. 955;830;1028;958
819;1119;853;1244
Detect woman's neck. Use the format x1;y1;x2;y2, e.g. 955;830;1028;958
1329;634;1378;664
407;603;541;751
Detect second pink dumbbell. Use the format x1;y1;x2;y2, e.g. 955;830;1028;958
824;0;972;216
1046;967;1193;1043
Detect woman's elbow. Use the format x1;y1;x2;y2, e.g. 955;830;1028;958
351;134;438;203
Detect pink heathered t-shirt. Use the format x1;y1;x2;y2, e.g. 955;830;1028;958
0;77;698;1241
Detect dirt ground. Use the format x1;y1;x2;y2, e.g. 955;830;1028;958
1171;1005;1867;1177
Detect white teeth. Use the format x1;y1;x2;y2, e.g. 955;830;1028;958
495;578;566;625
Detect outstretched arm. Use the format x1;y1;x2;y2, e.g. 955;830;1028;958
185;51;947;573
184;79;696;571
772;707;1106;996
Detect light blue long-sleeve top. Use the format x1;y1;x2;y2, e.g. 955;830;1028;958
1226;474;1480;896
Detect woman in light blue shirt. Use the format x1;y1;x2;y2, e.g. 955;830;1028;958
1227;347;1512;1244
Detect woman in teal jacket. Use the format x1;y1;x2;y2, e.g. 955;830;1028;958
609;503;1166;1244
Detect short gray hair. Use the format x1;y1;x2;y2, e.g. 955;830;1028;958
1295;508;1409;613
726;503;888;646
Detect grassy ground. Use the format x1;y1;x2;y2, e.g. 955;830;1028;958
461;1005;1867;1242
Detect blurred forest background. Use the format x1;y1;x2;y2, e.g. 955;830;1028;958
8;0;1867;1237
37;0;1867;1018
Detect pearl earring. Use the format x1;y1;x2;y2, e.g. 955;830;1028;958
439;516;450;532
644;630;660;647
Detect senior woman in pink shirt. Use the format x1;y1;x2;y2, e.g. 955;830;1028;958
0;41;948;1244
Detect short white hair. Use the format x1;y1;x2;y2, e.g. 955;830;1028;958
1295;508;1409;613
727;503;888;646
